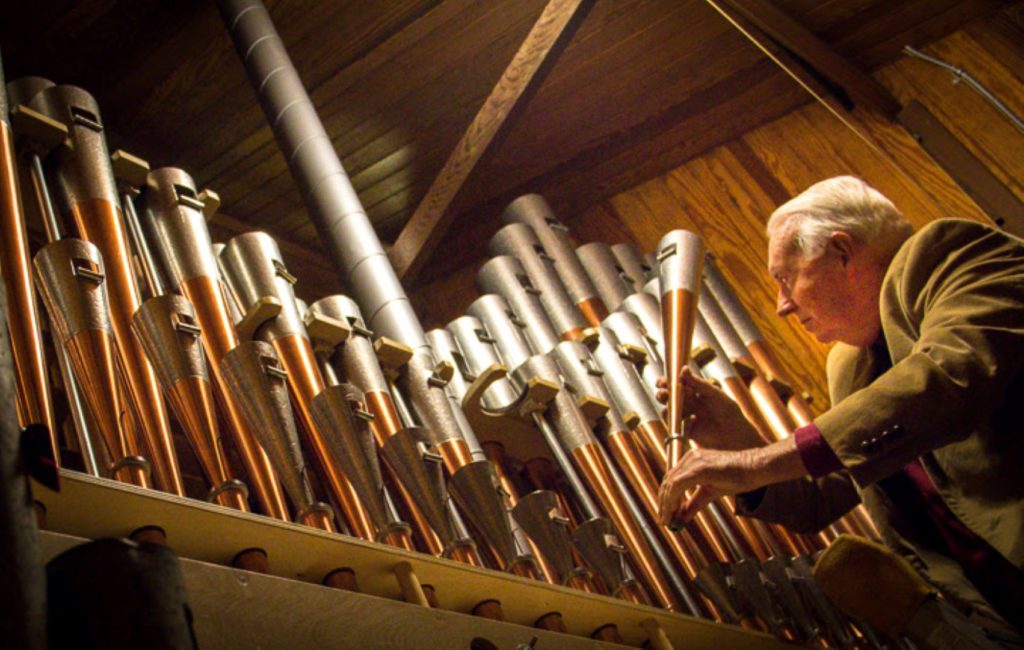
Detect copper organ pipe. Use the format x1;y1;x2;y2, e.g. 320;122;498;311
656;230;704;469
115;155;248;511
219;232;402;546
307;295;452;557
0;76;56;465
138;168;289;520
26;84;183;494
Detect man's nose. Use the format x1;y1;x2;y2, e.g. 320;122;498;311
776;291;796;317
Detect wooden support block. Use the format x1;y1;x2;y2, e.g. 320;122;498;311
303;310;350;355
732;358;758;384
235;296;283;342
691;344;716;368
198;188;221;221
374;336;414;375
519;376;561;416
641;617;675;650
581;327;600;348
577;395;610;424
618;343;648;365
394;561;431;608
10;104;68;151
620;410;640;431
765;373;794;402
232;547;269;574
110;150;151;190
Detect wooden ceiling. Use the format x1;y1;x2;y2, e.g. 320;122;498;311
2;0;1005;297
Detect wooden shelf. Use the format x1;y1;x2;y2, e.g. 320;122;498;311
33;470;791;649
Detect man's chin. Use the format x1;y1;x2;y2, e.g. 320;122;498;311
809;329;836;344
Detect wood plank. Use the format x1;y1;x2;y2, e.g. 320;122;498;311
389;0;597;281
898;100;1024;237
707;0;901;116
875;30;1024;204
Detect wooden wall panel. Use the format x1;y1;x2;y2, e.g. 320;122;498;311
412;9;1021;416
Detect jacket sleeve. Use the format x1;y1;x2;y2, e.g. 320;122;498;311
734;472;862;533
816;220;1024;488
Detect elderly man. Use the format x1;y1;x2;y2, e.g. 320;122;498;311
656;176;1023;630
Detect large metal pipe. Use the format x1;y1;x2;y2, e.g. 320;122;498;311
553;340;708;617
703;257;816;425
215;0;515;559
216;0;423;352
219;231;396;543
308;294;455;555
476;255;560;356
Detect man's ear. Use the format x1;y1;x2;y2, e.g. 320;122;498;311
828;231;856;267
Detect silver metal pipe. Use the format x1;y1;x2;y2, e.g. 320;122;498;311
503;195;604;317
601;310;664;405
444;312;520;411
475;257;559;357
489;223;589;341
610;242;652;293
702;256;762;350
577;242;634;312
121;192;165;297
216;0;427;351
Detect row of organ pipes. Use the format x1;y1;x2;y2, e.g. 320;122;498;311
0;18;883;647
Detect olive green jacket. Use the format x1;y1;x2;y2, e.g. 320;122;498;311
739;219;1024;620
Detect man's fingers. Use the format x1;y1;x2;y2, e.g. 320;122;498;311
675;484;716;525
657;455;699;525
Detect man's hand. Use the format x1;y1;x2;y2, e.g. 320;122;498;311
656;367;763;451
657;437;806;527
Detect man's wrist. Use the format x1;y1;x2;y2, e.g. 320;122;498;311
751;436;807;486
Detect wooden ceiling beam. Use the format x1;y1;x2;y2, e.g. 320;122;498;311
706;0;901;118
388;0;596;282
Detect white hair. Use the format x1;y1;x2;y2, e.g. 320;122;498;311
766;176;913;262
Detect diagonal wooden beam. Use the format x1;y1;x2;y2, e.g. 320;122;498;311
389;0;596;282
706;0;900;117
